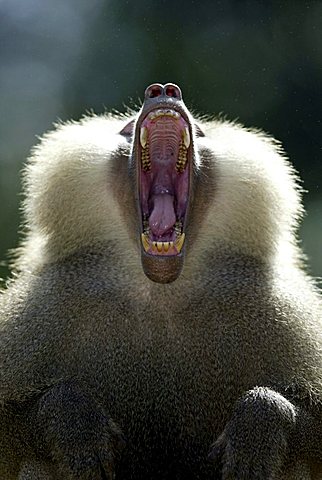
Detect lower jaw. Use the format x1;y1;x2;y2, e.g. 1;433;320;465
141;251;184;283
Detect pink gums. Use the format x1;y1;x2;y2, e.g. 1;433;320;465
140;114;189;241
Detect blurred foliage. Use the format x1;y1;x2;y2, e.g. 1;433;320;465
0;0;321;282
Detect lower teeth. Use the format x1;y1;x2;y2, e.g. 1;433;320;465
175;220;182;235
141;231;185;254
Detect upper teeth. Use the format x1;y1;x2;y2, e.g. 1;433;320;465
147;109;181;121
140;126;148;148
183;127;190;149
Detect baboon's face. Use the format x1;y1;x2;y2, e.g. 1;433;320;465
129;83;196;284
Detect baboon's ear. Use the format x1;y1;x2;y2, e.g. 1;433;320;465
119;120;135;139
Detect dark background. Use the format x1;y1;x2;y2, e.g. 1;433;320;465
0;0;321;282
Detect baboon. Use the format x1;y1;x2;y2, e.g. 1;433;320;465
0;83;322;479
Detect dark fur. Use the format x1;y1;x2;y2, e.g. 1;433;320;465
1;112;322;479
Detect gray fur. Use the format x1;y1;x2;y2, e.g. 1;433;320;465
1;110;322;479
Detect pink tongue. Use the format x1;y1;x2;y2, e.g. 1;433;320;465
149;194;176;236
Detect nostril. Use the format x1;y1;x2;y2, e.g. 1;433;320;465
145;84;164;99
164;84;182;99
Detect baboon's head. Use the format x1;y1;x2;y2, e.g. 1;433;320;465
121;83;202;283
22;83;302;283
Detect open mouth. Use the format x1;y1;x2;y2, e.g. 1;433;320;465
138;106;191;257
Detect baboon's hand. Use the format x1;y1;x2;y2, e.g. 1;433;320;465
27;381;125;480
209;387;296;480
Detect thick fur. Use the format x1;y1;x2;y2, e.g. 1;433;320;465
1;112;322;479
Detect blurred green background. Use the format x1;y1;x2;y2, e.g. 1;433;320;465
0;0;321;282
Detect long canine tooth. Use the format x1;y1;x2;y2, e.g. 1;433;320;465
141;233;150;252
183;127;190;149
140;127;148;148
174;233;185;253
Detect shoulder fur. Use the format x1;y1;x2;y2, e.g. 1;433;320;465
192;119;304;268
14;113;304;277
16;113;135;272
